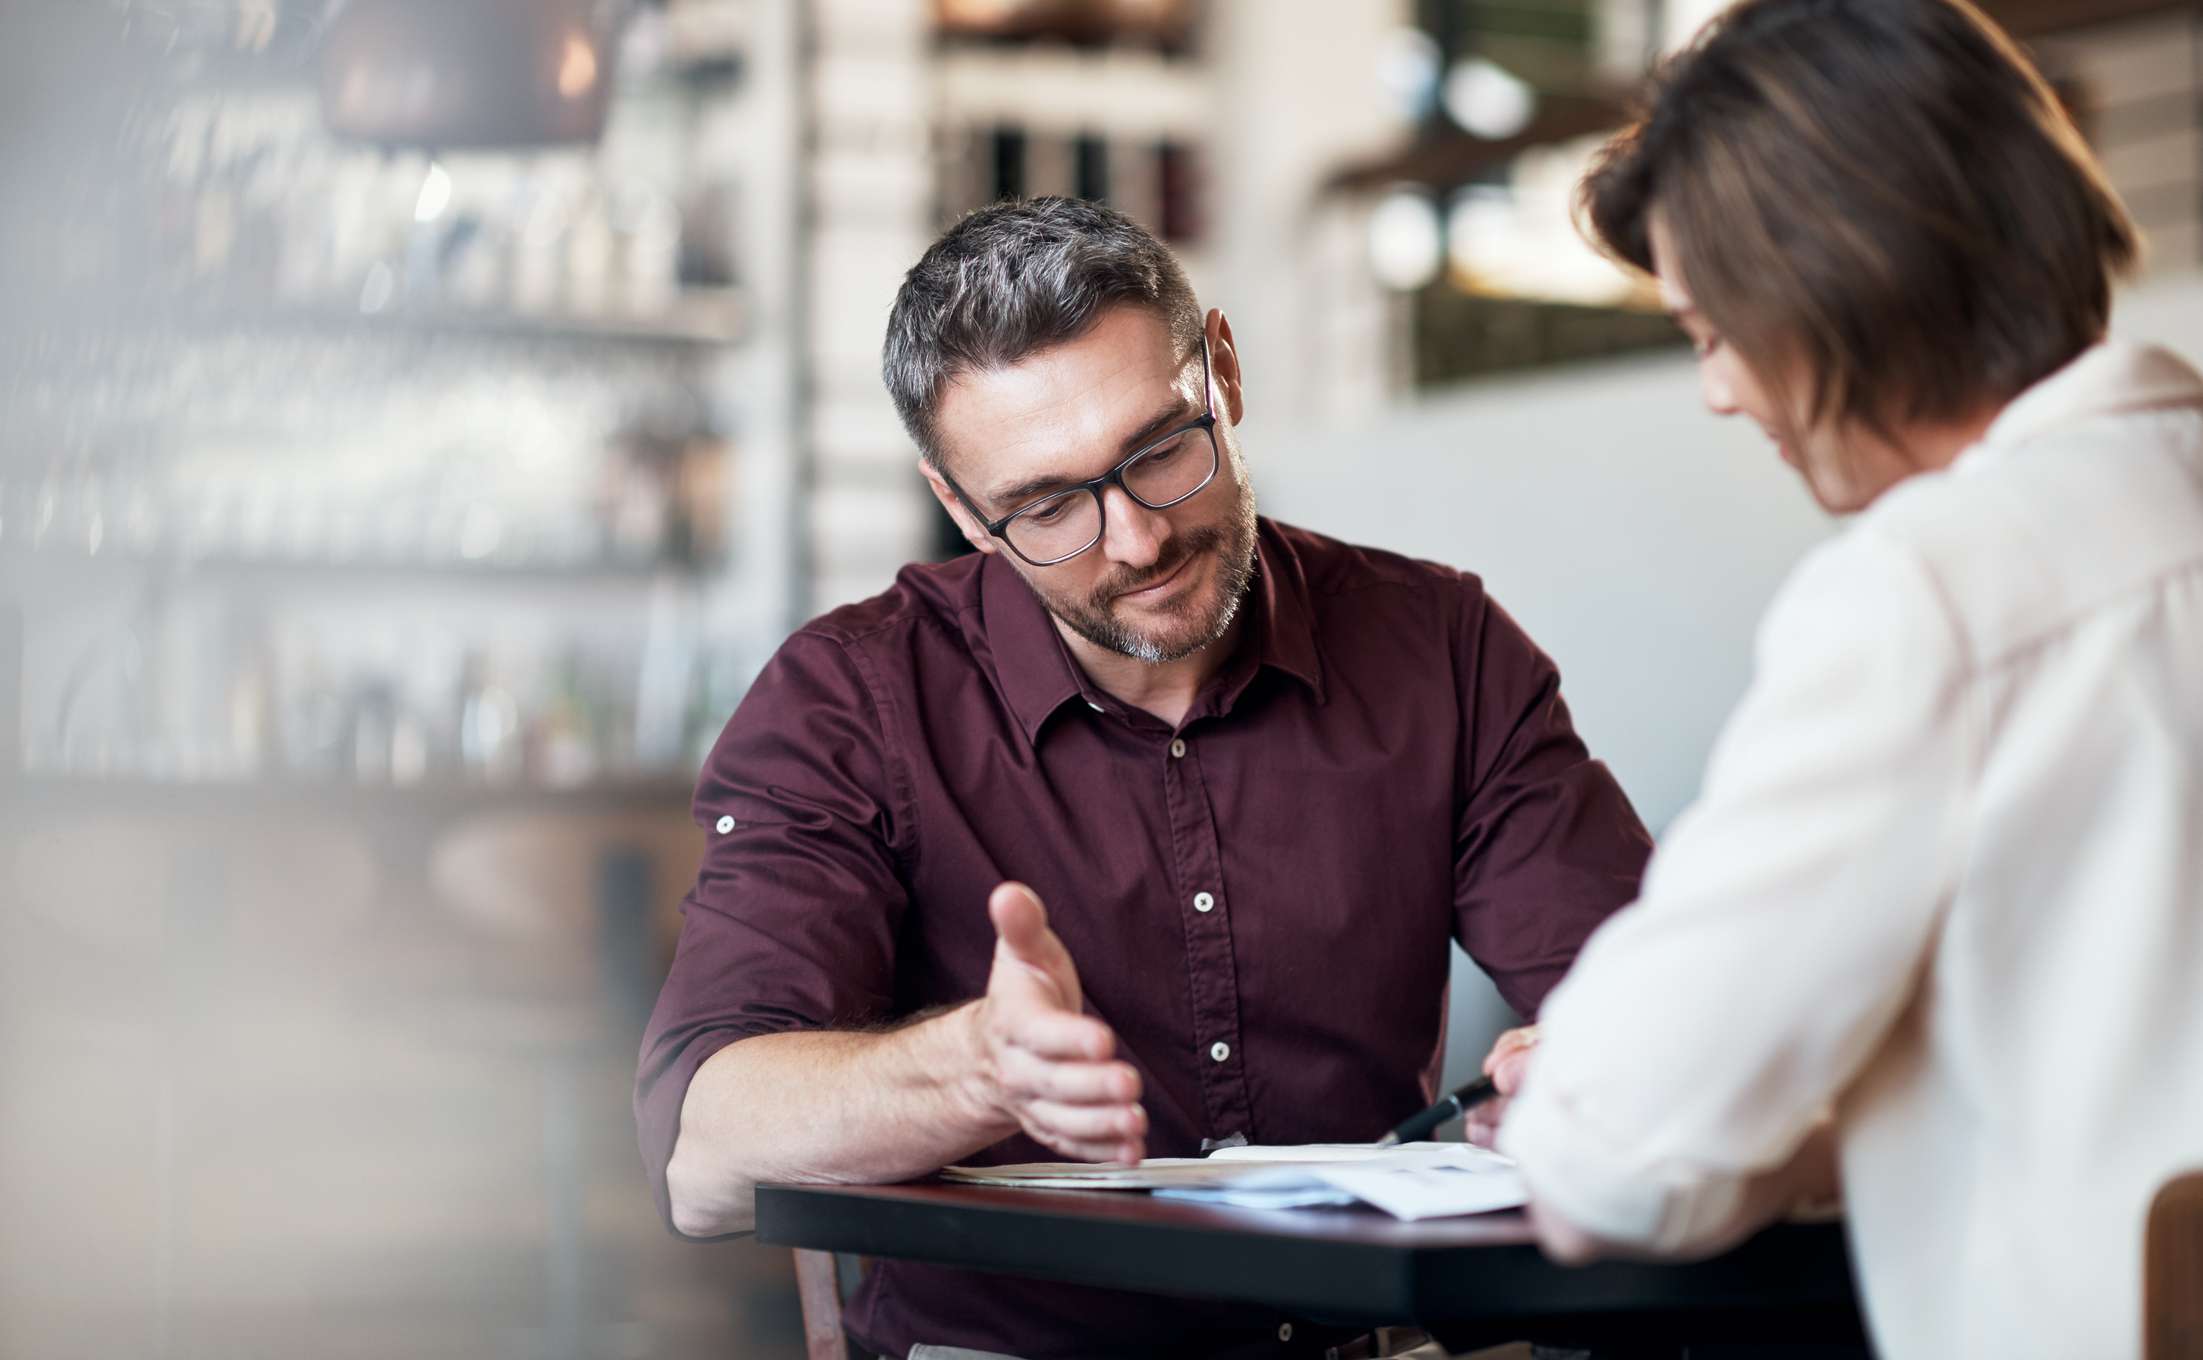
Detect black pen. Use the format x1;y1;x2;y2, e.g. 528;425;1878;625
1374;1075;1502;1147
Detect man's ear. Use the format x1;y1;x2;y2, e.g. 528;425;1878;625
917;457;997;555
1207;309;1246;428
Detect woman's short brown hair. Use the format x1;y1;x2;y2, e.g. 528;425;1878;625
1580;0;2139;437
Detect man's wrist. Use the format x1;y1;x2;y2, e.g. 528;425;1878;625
941;999;1012;1139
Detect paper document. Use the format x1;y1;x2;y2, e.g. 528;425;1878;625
941;1141;1527;1220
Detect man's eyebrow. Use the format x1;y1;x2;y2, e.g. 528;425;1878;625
985;395;1203;512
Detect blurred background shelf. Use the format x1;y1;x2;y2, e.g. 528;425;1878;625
0;545;711;585
3;771;697;821
123;291;749;348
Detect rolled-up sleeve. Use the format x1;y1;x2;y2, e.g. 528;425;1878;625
1500;532;1970;1255
1454;589;1654;1017
634;629;913;1227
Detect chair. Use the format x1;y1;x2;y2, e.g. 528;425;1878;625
795;1249;867;1360
2148;1171;2203;1360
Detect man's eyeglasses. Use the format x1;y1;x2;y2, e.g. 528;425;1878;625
943;338;1220;568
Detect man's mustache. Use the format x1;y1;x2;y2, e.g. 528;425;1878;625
1093;527;1224;605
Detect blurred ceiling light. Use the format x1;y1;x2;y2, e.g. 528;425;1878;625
1375;27;1442;120
1367;188;1444;292
1442;57;1537;140
1441;152;1638;306
556;32;600;101
413;161;453;223
1445;184;1516;275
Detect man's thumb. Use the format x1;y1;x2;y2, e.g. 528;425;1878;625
988;881;1051;963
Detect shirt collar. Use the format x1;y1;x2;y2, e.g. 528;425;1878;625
1247;518;1326;702
980;549;1087;746
980;517;1328;748
1979;340;2203;456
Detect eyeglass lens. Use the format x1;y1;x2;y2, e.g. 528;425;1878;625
1003;426;1217;564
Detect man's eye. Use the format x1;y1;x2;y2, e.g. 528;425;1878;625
1143;436;1187;465
1024;499;1071;524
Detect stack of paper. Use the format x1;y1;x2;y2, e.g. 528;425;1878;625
940;1142;1527;1221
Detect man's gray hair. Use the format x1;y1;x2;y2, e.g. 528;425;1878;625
882;196;1203;467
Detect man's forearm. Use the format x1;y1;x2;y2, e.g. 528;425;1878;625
664;1002;1014;1237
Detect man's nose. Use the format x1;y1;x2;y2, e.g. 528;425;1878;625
1097;484;1167;570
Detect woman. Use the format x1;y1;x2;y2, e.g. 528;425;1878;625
1488;1;2203;1357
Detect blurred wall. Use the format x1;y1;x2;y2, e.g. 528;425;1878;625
1253;266;2203;1081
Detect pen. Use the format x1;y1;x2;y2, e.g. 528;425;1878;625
1374;1074;1502;1147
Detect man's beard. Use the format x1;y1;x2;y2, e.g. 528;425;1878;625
1037;476;1259;665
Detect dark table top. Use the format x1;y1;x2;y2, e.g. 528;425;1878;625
756;1180;1865;1350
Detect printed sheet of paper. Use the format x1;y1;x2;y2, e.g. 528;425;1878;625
941;1142;1527;1219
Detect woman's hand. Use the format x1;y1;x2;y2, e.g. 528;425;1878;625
1464;1024;1539;1148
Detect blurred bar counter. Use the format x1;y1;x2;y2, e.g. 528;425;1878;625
0;760;809;1359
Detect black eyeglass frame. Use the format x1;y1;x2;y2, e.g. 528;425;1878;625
941;336;1220;568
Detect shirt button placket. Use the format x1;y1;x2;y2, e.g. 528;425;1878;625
1164;724;1250;1139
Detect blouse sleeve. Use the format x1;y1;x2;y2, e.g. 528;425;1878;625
1499;529;1973;1254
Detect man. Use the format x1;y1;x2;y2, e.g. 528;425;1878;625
636;197;1651;1359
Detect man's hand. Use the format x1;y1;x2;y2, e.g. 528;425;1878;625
971;882;1146;1164
1464;1024;1539;1148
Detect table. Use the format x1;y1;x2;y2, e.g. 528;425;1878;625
755;1181;1864;1354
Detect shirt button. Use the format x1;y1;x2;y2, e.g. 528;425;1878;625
1085;699;1105;713
714;815;736;834
1193;891;1214;913
1209;1040;1230;1063
1278;1323;1293;1342
1169;738;1187;758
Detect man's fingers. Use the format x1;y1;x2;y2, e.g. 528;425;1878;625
996;1043;1138;1104
1025;1097;1146;1144
998;1007;1115;1062
996;1045;1129;1104
1028;1131;1145;1165
1032;1057;1140;1105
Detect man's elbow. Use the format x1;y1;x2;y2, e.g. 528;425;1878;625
669;1195;751;1239
666;1145;755;1238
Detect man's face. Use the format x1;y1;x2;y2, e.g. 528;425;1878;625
925;306;1258;665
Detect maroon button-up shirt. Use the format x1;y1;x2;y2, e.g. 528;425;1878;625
637;518;1650;1358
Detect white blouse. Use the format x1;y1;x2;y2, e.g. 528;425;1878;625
1500;341;2203;1360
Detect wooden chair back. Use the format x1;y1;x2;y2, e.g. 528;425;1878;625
2148;1170;2203;1360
